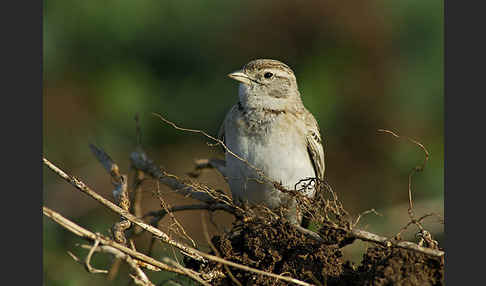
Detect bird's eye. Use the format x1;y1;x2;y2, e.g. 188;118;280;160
264;72;273;79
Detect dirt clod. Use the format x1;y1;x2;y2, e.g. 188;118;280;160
185;183;443;286
186;215;444;285
352;245;445;286
191;215;344;285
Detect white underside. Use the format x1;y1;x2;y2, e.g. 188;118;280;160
224;113;316;209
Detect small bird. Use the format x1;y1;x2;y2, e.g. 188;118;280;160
218;59;325;225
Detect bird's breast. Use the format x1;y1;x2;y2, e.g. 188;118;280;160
224;111;316;207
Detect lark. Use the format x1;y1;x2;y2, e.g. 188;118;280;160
218;59;325;225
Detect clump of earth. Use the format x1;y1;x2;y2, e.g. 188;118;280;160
186;213;444;285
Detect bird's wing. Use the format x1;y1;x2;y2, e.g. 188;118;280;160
212;105;239;178
217;104;237;148
217;104;241;154
305;111;325;182
217;119;226;148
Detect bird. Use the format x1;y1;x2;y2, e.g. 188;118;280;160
217;59;325;226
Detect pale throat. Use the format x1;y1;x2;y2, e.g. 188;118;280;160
237;83;303;112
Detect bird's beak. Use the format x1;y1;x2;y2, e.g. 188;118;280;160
227;70;252;85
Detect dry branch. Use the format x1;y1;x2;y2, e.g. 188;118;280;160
129;148;226;205
155;183;198;248
201;212;243;286
43;157;316;286
43;206;199;278
43;157;206;262
43;116;443;285
349;228;443;257
152;112;278;188
129;146;444;258
149;114;444;255
44;205;313;286
90;143;146;279
144;203;238;221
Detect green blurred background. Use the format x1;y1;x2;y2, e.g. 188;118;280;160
43;0;443;285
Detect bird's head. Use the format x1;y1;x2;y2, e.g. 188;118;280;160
228;59;302;110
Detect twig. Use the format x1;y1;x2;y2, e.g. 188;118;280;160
395;212;443;240
150;115;444;258
90;144;132;243
353;208;382;227
46;203;314;285
377;129;442;245
144;203;239;258
377;129;428;219
79;244;158;286
350;228;443;257
188;158;227;178
201;212;242;286
134;150;444;258
67;251;81;263
43;206;208;281
126;255;156;286
189;249;315;286
85;239;109;274
43;157;206;262
294;225;325;242
91;143;143;280
89;144;123;182
132;114;146;234
78;244;162;273
130;149;230;205
155;186;197;248
162;257;213;286
131;170;145;235
289;218;444;257
43;159;316;284
144;203;239;220
152;112;278;189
